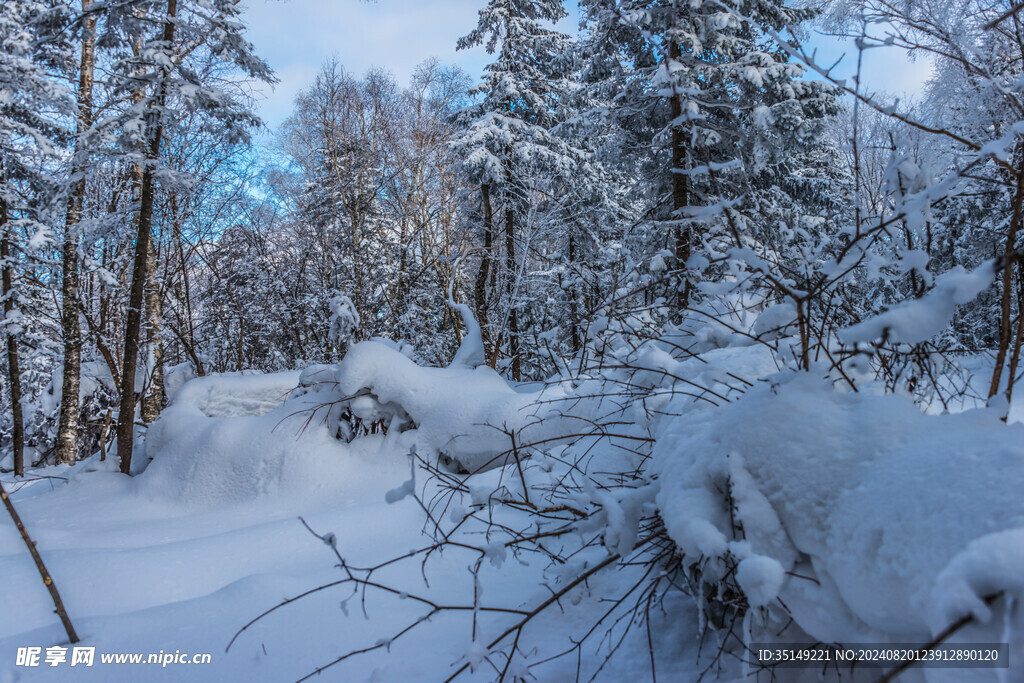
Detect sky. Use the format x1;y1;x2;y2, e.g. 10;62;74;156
242;0;493;129
241;0;935;131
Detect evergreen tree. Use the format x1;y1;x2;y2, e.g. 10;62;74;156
578;0;838;312
455;0;586;378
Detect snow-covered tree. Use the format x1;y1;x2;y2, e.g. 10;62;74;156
454;0;587;379
578;0;838;316
0;0;72;475
95;0;273;473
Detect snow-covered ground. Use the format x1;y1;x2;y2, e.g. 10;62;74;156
2;340;1023;682
0;365;703;682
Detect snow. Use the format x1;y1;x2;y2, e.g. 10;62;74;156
140;369;405;507
839;260;996;344
0;364;705;682
654;370;1024;677
446;303;485;370
736;555;785;608
165;370;298;418
931;529;1024;630
4;335;1022;682
751;301;797;340
327;293;360;345
295;340;576;473
0;471;448;681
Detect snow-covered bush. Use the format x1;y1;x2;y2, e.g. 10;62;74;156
14;360;118;466
655;372;1024;674
288;338;582;474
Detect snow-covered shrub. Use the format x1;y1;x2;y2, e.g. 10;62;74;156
141;368;417;504
653;371;1024;677
327;293;360;349
16;360;118;465
288;338;579;473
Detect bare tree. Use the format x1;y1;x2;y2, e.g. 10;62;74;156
55;0;97;466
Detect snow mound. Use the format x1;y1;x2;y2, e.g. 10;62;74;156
654;372;1024;668
169;371;301;417
140;370;408;507
293;341;574;473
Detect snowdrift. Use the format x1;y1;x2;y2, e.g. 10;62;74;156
290;340;576;473
654;372;1024;678
140;342;580;506
140;370;409;507
135;331;1022;680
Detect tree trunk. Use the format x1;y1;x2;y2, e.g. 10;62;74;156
235;315;245;371
474;183;494;360
568;231;580;355
172;219;204;376
141;237;163;424
116;0;177;475
989;167;1024;400
1;200;25;477
669;38;691;311
1004;271;1024;408
396;215;409;319
505;200;520;381
55;0;97;466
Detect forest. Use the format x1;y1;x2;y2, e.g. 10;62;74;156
0;0;1022;681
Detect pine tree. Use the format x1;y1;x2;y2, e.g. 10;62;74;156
579;0;837;311
455;0;585;379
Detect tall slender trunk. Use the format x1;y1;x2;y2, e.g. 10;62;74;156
669;38;691;311
235;315;245;371
1005;271;1024;408
396;215;409;318
474;183;494;360
172;219;203;376
1;199;25;476
55;0;97;466
505;198;520;381
568;231;580;355
116;0;177;475
989;167;1024;400
352;209;362;321
141;237;163;424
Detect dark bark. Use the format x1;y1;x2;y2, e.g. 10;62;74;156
474;183;494;360
669;38;691;311
989;167;1024;399
505;201;520;381
568;231;580;355
55;0;97;465
117;0;177;474
1;199;25;477
236;315;245;371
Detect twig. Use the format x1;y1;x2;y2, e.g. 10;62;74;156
985;2;1024;30
0;479;79;643
876;591;1005;683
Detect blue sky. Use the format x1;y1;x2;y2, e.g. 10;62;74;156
243;0;492;128
242;0;934;130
